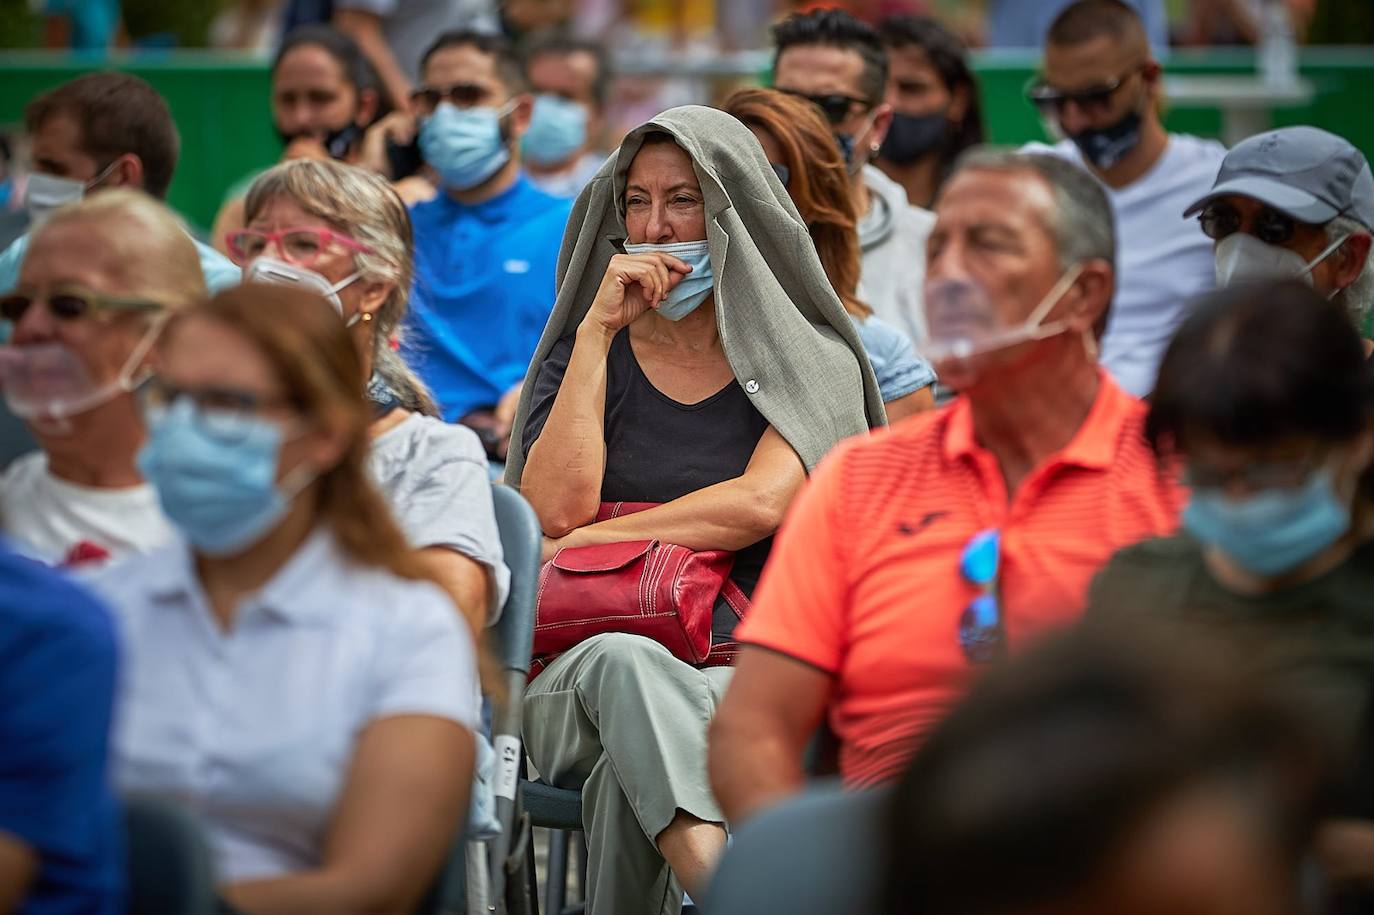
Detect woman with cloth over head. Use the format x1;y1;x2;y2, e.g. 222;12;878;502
505;104;884;915
724;86;937;422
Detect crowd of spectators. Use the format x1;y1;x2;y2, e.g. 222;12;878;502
3;1;1374;914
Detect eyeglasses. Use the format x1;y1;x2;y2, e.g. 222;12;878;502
139;378;300;441
958;528;1004;664
410;82;494;116
776;88;872;126
1183;455;1327;492
1025;66;1142;117
225;227;372;268
0;286;163;324
1197;201;1314;246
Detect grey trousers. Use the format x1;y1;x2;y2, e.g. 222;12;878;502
523;633;734;915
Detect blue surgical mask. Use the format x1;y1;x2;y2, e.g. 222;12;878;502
622;239;714;321
419;101;513;191
1182;470;1351;577
522;94;588;167
137;398;315;556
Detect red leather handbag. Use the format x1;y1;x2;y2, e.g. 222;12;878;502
532;502;748;669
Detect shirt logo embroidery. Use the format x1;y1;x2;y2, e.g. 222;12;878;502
503;259;531;274
897;512;948;536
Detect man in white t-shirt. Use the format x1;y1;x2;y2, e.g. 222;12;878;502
772;9;937;345
0;191;206;566
1022;0;1224;396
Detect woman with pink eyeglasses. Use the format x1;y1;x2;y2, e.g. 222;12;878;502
227;158;507;636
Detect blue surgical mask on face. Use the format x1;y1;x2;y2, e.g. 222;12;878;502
1182;469;1352;577
137;398;315;556
622;239;714;321
419;101;513;191
521;94;589;167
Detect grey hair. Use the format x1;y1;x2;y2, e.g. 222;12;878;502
951;147;1117;273
243;159;438;416
1327;215;1374;325
948;147;1117;334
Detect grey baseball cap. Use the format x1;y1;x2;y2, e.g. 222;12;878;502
1183;126;1374;229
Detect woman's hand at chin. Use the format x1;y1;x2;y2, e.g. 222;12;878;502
582;252;691;335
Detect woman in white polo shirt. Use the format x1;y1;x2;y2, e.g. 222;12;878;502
95;283;478;913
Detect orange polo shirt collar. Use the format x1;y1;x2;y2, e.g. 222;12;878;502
942;370;1135;472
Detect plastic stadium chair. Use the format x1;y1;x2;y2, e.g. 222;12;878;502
702;784;886;915
0;398;36;470
123;794;217;915
488;484;544;914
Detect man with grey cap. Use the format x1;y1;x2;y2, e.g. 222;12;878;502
1185;125;1374;328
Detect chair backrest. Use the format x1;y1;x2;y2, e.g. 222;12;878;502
0;397;36;470
490;484;541;676
703;784;886;915
123;794;217;915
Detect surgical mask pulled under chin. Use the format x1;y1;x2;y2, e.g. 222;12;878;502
622;239;714;321
921;265;1085;367
1214;231;1349;289
244;256;364;326
0;321;163;433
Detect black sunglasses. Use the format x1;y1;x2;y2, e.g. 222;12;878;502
410;82;492;115
1198;201;1312;246
0;286;162;324
776;88;872;126
1025;66;1141;116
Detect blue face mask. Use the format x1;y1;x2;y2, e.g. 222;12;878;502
419;101;513;191
622;239;714;321
521;94;588;167
1183;469;1352;577
137;398;315;556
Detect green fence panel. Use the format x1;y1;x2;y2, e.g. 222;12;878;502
1;47;1372;233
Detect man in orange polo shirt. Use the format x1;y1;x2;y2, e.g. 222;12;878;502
709;149;1184;825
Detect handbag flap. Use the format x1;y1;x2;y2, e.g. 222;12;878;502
550;540;657;573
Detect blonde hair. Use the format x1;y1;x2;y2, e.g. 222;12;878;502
242;159;437;416
35;188;207;312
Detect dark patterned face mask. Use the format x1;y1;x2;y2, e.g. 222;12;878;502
1069;109;1143;170
367;373;402;418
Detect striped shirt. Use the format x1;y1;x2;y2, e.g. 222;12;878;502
736;373;1184;787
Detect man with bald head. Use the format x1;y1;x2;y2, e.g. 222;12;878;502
1024;0;1224;397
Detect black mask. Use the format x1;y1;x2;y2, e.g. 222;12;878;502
1068;109;1142;170
275;121;364;160
879;111;948;165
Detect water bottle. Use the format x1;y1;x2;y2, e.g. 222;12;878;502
1259;0;1297;90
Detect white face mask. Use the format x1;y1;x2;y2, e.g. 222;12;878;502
243;256;364;326
1214;231;1350;289
24;160;121;225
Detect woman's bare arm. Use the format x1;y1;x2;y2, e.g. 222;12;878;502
546;426;805;558
522;252;690;537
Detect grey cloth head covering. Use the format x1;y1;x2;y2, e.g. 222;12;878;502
505;104;885;487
